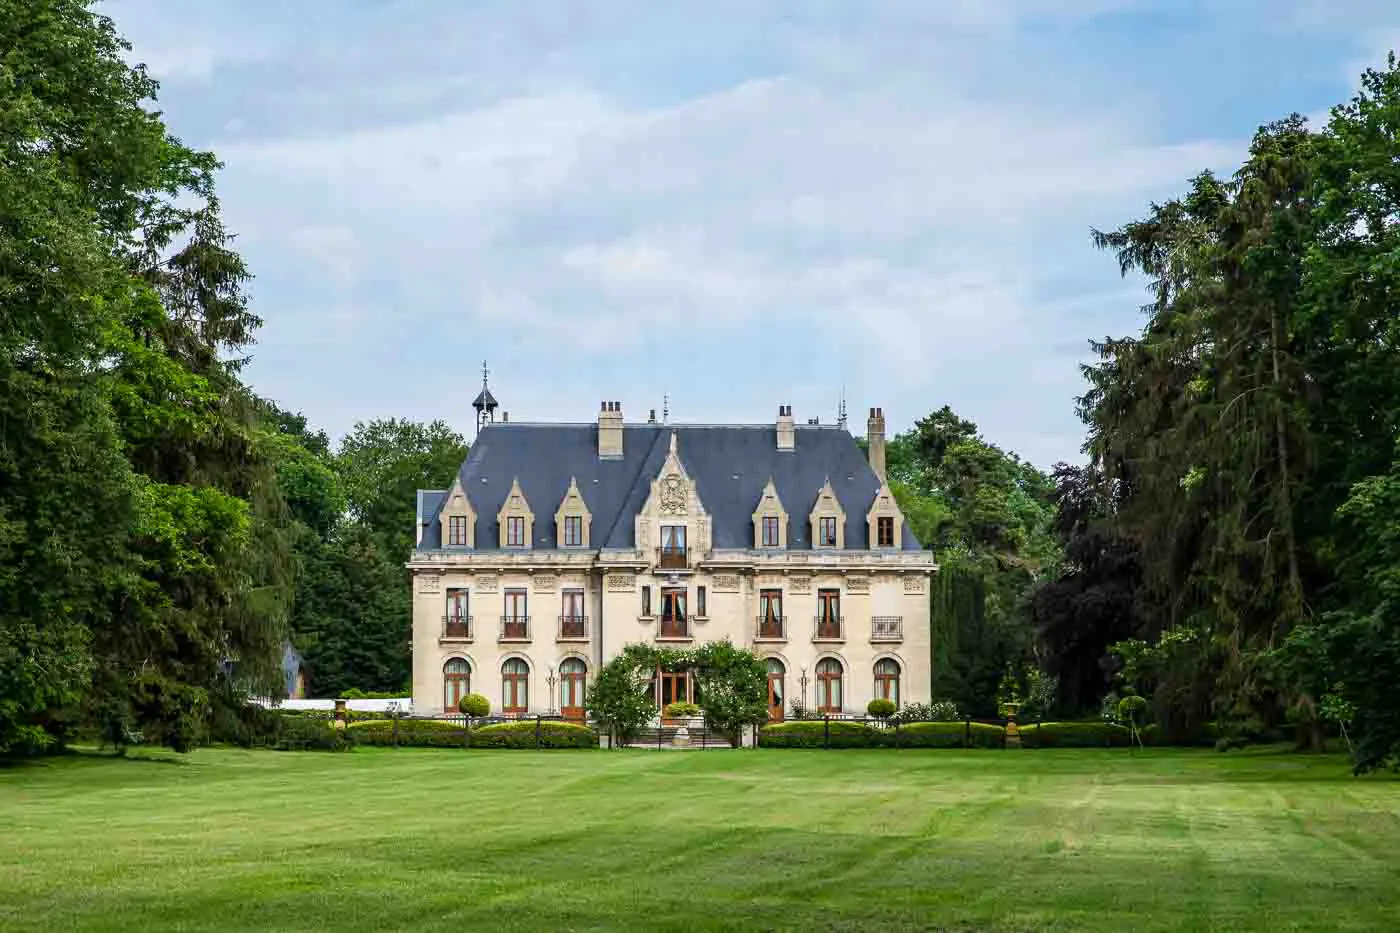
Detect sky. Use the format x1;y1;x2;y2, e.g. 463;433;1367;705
104;0;1400;468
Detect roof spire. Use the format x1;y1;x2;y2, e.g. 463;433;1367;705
837;385;848;432
471;360;499;438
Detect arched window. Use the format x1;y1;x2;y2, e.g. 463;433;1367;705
766;658;786;722
502;658;529;714
444;658;471;711
874;658;900;707
560;658;587;720
816;658;843;713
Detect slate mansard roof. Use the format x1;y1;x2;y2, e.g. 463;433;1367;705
416;423;923;552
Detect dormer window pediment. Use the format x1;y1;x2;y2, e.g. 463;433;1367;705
809;478;846;549
438;477;476;548
555;477;592;548
752;478;788;549
866;482;904;551
497;478;534;549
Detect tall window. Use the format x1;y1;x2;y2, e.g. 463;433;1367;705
560;658;587;718
506;516;526;547
660;525;687;567
563;515;583;547
817;589;841;639
641;585;652;617
502;658;528;713
877;516;895;548
444;658;471;711
661;587;687;637
696;585;707;617
767;658;786;722
762;516;780;547
446;588;469;620
875;658;900;706
561;589;585;638
759;589;783;639
818;516;837;547
816;658;843;713
448;515;469;546
503;590;527;639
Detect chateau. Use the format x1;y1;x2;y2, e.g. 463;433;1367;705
408;390;935;720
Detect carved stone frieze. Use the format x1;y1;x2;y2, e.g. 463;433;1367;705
713;574;741;592
477;575;499;594
534;574;558;592
790;576;812;594
607;573;637;592
417;574;441;595
904;575;927;594
847;576;871;595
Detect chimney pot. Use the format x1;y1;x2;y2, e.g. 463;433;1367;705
599;399;623;459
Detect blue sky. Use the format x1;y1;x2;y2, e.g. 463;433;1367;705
106;0;1400;467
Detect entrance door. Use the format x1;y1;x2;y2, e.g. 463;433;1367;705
559;658;587;721
658;670;690;710
766;658;785;722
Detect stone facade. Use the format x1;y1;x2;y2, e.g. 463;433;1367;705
408;404;936;719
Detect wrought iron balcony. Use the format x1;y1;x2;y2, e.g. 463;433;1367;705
755;615;786;641
441;615;473;640
557;614;589;641
871;616;904;642
656;546;689;570
498;615;530;641
813;616;844;642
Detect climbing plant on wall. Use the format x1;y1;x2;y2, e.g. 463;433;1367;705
587;642;768;747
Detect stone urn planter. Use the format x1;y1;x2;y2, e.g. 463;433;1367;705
672;726;691;747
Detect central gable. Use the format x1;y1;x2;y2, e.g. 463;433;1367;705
634;432;711;553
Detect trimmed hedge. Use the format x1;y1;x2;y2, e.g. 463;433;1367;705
1017;721;1133;748
758;720;1007;749
348;719;466;748
471;721;598;749
346;718;598;749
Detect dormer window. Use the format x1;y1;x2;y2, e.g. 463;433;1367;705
437;478;476;549
448;515;469;546
818;517;838;548
563;515;583;547
762;516;780;548
877;516;895;548
506;516;526;547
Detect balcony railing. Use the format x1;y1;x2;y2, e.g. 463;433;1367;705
557;614;589;640
441;615;473;640
656;546;689;570
813;616;844;641
871;616;904;642
658;616;690;639
755;615;786;641
499;616;530;641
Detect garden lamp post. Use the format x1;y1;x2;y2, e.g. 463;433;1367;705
546;665;557;714
799;667;809;712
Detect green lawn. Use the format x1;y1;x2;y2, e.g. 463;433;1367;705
2;746;1397;932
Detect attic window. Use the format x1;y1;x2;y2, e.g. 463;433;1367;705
818;517;838;548
447;515;469;546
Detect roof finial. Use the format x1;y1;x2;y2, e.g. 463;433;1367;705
669;430;678;455
471;360;499;438
837;385;848;431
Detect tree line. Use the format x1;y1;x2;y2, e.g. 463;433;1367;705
0;1;464;754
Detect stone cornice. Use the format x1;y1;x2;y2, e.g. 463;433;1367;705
406;549;599;573
407;547;937;574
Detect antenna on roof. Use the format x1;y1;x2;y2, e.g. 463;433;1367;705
837;385;848;432
662;391;670;425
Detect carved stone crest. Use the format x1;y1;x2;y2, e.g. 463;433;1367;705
659;474;687;515
607;573;637;592
904;575;927;594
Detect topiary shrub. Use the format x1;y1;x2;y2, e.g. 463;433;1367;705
1017;721;1132;748
470;721;597;749
662;701;701;719
890;700;960;723
866;699;896;719
458;693;490;717
347;719;466;748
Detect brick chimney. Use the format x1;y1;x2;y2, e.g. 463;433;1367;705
867;407;886;481
776;404;795;451
598;400;624;460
